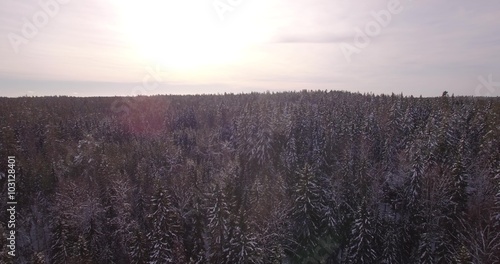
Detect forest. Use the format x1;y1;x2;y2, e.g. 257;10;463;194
0;90;499;264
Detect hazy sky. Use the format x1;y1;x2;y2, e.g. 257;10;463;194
1;0;499;97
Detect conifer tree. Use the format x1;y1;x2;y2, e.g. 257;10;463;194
49;216;71;264
128;222;148;264
288;164;334;261
207;184;231;263
225;209;261;264
347;200;377;264
147;186;181;264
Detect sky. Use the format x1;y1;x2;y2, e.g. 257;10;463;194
1;0;499;97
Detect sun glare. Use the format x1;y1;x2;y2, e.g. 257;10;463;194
116;0;263;70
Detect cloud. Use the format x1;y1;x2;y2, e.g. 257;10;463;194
270;32;352;44
0;0;499;97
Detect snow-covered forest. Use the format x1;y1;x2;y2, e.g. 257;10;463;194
1;91;499;263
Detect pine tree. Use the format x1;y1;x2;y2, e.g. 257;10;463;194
409;153;423;209
80;196;106;264
381;220;399;264
347;200;377;264
147;186;181;264
74;234;92;263
207;184;231;263
253;104;274;167
225;210;261;264
49;216;71;264
183;195;208;264
288;164;334;261
492;156;500;226
400;144;426;261
418;231;435;264
128;223;148;264
450;138;469;220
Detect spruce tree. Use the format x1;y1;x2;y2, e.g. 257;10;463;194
207;184;231;263
347;200;377;264
147;186;181;264
288;164;333;261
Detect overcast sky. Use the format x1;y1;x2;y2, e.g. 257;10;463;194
1;0;499;97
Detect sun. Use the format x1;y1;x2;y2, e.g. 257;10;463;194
116;0;261;70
